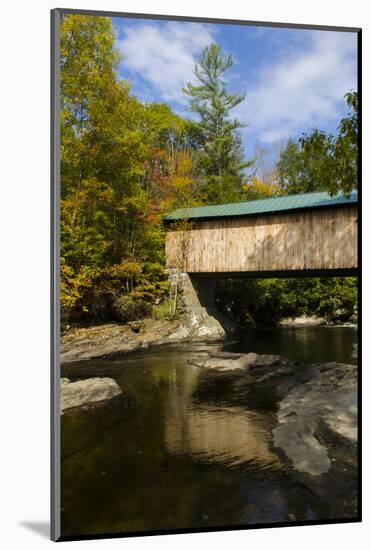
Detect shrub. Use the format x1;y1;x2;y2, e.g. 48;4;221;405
152;299;174;320
112;294;152;323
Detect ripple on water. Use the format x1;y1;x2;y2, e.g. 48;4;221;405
60;326;357;536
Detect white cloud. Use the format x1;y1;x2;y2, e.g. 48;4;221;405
117;22;216;104
237;31;357;143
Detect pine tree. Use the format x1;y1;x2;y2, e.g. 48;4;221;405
183;43;251;203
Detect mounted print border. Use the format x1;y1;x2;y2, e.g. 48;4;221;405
51;8;362;542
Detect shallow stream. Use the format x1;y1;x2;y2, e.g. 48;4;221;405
61;325;357;537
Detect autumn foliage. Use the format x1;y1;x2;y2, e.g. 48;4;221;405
60;16;204;322
60;15;357;326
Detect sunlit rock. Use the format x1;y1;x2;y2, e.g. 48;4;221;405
61;377;122;413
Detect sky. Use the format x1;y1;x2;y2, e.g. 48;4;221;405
112;17;357;164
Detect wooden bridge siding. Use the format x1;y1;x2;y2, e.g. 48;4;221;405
165;206;357;273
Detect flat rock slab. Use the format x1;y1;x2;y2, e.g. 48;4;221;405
61;377;122;413
188;350;357;485
188;351;290;372
188;352;256;371
60;320;184;363
273;362;357;476
60;316;233;364
208;351;244;360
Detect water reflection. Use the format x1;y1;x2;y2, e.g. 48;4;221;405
230;325;357;364
164;365;280;469
60;326;356;536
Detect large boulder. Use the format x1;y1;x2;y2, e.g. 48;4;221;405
61;377;122;413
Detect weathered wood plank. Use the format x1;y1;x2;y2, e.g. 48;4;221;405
165;206;357;274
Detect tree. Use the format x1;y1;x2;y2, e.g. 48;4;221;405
242;176;279;200
183;43;252;204
60;15;202;323
216;276;357;325
333;91;358;196
277;92;358;196
60;15;149;317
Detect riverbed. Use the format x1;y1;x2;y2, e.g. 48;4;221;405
60;325;358;537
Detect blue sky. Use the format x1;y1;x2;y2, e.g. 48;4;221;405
112;17;357;163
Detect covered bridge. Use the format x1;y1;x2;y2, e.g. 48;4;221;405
164;190;358;278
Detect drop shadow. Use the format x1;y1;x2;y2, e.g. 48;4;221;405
18;521;50;539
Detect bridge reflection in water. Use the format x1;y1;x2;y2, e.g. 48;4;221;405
164;364;281;471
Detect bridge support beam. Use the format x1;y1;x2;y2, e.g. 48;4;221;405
168;269;236;341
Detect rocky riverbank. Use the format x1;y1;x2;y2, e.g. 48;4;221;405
60;341;358;517
61;314;236;364
273;360;358;516
278;315;327;327
278;315;357;327
187;348;358;515
61;312;357;364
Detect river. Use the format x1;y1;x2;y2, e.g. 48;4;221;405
60;325;357;537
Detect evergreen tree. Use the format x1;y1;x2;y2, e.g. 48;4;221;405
183;44;251;203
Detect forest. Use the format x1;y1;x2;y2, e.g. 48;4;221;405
60;15;358;328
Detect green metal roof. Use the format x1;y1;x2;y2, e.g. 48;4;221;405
164;190;358;222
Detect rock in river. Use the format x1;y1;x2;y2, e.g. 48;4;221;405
273;362;357;476
189;349;357;495
279;315;327;327
188;350;291;372
61;377;122;413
